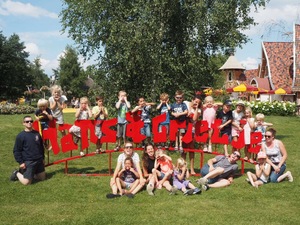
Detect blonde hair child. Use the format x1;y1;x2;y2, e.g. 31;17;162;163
69;97;92;156
202;96;222;152
172;158;201;195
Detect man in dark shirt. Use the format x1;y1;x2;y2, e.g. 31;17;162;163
10;116;46;185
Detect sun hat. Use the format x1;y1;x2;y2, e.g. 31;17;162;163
236;100;245;107
257;151;267;159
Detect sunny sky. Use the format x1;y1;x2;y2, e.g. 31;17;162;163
1;0;300;76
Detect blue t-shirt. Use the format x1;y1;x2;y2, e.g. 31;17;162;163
158;103;170;125
171;102;188;121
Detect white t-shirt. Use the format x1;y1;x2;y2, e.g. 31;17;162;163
117;152;140;169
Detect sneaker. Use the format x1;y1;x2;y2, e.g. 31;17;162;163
179;146;184;154
169;186;178;195
146;183;154;196
80;151;85;157
203;145;208;152
114;145;120;152
193;187;202;195
286;171;293;182
125;193;135;198
201;184;210;191
183;189;194;196
106;193;121;199
10;169;19;181
100;148;105;153
95;149;100;154
196;177;208;186
208;145;212;153
245;178;250;182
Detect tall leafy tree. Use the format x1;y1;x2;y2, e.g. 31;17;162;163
56;45;87;99
29;57;50;90
60;0;268;102
0;32;31;101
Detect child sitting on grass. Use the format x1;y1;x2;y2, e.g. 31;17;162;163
115;157;140;198
246;151;271;188
173;158;201;195
152;148;177;195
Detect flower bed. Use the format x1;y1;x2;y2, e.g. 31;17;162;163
0;103;35;115
233;100;296;116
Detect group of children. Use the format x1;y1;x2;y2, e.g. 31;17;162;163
35;87;274;163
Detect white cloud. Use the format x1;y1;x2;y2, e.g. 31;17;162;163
25;42;40;55
240;57;259;70
0;0;57;18
243;3;300;38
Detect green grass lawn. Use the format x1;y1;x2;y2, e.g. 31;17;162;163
0;114;299;225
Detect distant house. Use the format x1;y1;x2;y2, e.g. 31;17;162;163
220;23;300;103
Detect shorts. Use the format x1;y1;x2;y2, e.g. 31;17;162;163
23;160;45;180
95;126;102;139
40;122;49;130
69;125;81;137
158;172;166;180
141;123;151;137
258;178;268;184
220;131;232;143
54;114;64;125
200;164;220;184
231;127;240;137
159;124;169;134
125;181;133;189
117;123;127;138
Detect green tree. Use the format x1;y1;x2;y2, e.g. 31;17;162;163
29;57;50;90
60;0;268;102
56;45;86;99
0;32;31;101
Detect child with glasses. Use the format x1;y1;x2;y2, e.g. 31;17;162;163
170;90;188;153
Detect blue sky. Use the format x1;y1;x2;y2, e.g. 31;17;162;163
1;0;300;76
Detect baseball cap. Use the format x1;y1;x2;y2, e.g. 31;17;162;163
257;151;267;159
223;100;233;106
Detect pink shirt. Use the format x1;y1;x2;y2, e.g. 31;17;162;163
203;106;218;128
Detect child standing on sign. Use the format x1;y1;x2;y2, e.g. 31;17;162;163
116;157;140;198
35;98;53;149
156;93;171;148
246;151;271;188
173;158;201;195
69;97;92;156
243;107;255;162
49;85;66;136
202;96;222;153
115;91;131;151
131;97;155;147
254;113;273;143
92;96;108;153
216;100;233;156
231;100;245;152
170;90;188;153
